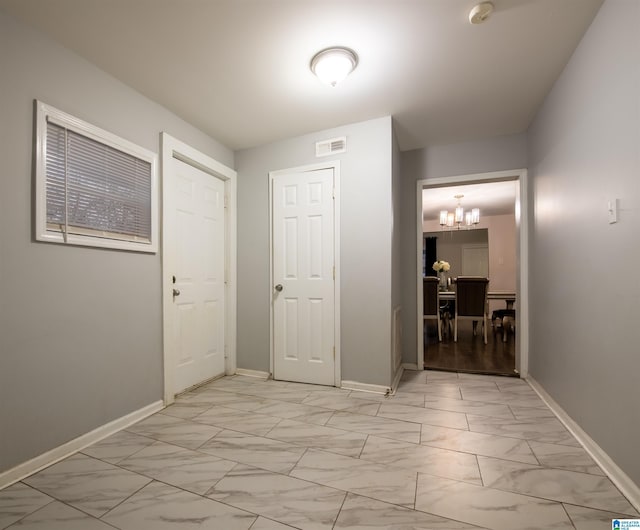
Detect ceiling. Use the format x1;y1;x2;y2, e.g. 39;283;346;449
0;0;603;152
422;181;517;222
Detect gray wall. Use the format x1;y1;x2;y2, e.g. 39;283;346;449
235;116;394;386
0;11;233;473
399;134;527;364
527;0;640;484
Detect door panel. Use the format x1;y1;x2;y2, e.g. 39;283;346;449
462;246;489;277
273;168;335;385
172;160;226;393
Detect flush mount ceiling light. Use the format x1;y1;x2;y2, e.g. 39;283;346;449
469;1;494;24
310;47;358;87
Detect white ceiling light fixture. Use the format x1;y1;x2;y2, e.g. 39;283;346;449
469;2;494;24
439;194;480;230
310;47;358;87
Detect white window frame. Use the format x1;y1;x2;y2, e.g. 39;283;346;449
35;100;158;253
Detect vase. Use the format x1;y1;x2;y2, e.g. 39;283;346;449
439;273;448;291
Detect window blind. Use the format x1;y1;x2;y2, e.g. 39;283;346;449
45;120;152;242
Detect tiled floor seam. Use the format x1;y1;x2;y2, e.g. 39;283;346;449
286;447;311;476
522;439;544;467
560;502;580;530
95;476;153;521
81;447;249;518
331;489;350;529
1;494;57;530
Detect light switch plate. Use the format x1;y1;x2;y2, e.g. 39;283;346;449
608;199;618;224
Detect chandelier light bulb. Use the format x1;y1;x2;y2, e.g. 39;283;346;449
471;208;480;224
446;213;455;227
439;210;448;226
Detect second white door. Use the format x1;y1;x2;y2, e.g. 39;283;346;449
272;167;336;386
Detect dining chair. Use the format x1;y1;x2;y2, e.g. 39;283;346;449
491;308;516;342
454;276;489;344
423;276;442;342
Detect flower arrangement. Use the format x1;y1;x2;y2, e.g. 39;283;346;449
432;260;450;273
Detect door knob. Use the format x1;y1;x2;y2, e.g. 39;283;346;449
173;288;181;297
275;284;283;292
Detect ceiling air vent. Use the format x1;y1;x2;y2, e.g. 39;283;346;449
315;136;346;157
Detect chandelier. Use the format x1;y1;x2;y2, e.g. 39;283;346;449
439;194;480;229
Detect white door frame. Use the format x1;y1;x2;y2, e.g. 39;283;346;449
161;133;237;405
269;161;341;386
416;169;529;376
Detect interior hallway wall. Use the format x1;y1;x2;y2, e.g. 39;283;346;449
527;0;640;485
235;117;394;387
0;11;233;474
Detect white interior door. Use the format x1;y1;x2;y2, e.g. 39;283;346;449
272;167;335;386
462;245;489;277
170;159;226;393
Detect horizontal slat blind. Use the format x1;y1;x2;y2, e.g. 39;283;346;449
45;121;152;241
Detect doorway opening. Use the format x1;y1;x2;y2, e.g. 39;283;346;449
416;169;528;376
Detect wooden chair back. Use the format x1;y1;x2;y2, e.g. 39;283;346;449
423;277;440;317
455;276;489;317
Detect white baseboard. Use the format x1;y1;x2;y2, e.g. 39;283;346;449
402;363;419;371
341;380;391;395
527;376;640;512
0;400;163;490
235;368;270;379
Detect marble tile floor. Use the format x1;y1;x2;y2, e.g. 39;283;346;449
1;371;637;529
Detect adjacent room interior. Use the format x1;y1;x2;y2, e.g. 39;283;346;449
421;179;518;376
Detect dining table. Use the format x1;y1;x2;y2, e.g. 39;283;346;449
438;290;516;309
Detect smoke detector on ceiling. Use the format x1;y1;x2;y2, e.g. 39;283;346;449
469;2;494;24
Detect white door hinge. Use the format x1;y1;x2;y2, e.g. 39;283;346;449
224;195;229;209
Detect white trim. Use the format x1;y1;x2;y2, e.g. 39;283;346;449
416;169;529;376
391;364;405;393
527;377;640;512
0;400;163;490
35;100;159;253
269;161;341;387
415;185;424;370
515;170;529;376
341;380;391;395
161;133;237;405
392;305;403;373
235;368;270;379
402;362;419;371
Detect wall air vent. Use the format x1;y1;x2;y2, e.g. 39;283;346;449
315;136;347;157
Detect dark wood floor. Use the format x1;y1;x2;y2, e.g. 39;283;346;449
424;318;517;376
